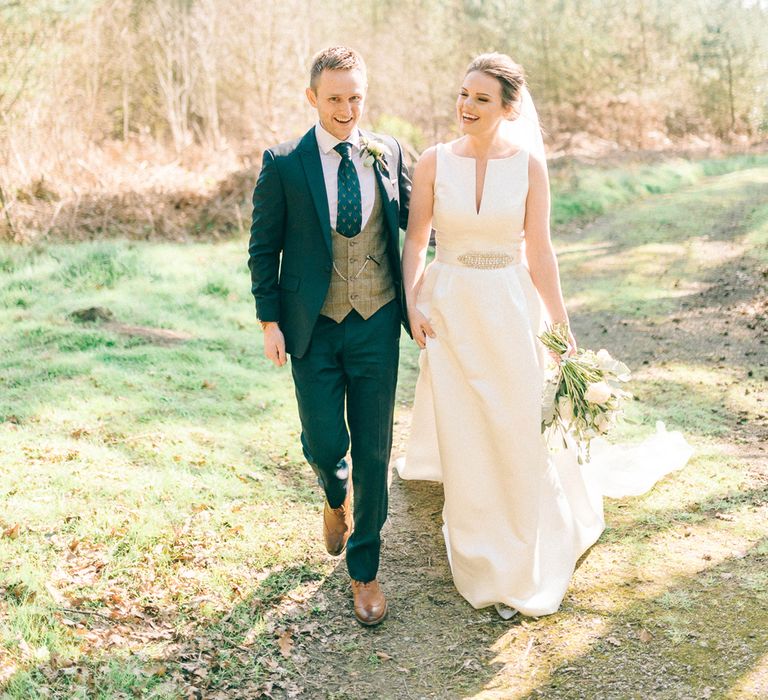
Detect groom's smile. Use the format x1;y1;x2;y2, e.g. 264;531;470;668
306;67;367;141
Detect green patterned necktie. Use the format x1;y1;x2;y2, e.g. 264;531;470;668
333;142;362;238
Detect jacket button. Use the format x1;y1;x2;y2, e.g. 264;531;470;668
324;264;331;272
350;294;359;300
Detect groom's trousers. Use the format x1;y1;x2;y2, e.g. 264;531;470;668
290;300;400;583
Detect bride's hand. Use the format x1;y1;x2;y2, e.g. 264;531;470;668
549;328;577;364
408;308;435;349
567;329;577;356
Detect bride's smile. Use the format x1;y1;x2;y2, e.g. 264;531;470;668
456;69;515;135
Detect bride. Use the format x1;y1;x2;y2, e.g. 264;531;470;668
397;53;691;619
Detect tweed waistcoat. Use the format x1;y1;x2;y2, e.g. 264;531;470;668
320;184;396;322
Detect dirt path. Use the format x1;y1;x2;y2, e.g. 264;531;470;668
256;167;768;699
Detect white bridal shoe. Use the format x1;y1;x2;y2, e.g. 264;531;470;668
494;603;519;620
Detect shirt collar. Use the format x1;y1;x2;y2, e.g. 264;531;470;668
315;122;361;155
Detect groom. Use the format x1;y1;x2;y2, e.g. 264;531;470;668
248;46;411;625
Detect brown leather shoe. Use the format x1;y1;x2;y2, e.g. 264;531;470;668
323;491;352;556
351;579;388;626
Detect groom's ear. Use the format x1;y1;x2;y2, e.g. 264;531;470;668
306;86;318;109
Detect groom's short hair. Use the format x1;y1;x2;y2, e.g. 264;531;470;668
309;46;367;90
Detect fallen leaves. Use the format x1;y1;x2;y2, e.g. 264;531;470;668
0;659;18;685
2;523;20;539
20;445;80;464
459;658;483;673
180;661;209;680
3;580;35;603
51;543;109;588
144;662;168;677
17;638;50;664
45;581;66;605
715;512;735;522
276;629;294;658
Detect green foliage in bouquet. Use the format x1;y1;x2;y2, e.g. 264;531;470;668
540;323;632;464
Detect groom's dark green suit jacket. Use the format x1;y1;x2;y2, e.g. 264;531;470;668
248;127;412;358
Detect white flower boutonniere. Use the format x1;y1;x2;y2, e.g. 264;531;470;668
360;136;392;173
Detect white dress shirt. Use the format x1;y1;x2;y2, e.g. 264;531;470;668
314;122;377;231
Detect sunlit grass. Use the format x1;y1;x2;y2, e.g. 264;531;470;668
556;166;768;317
0;237;332;695
550;153;768;227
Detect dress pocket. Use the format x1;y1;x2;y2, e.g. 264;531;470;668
416;262;438;313
514;266;543;333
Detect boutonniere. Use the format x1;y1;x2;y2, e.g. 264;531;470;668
360;136;392;174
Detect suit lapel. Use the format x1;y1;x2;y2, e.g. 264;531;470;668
298;128;332;257
362;131;399;242
376;166;399;249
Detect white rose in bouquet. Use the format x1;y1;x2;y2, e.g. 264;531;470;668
596;349;614;368
584;381;612;405
595;348;631;381
595;413;612;434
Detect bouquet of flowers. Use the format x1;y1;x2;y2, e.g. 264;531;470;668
540;323;632;464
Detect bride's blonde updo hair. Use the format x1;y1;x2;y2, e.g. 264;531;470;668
465;53;525;111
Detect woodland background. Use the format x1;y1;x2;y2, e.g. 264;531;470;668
2;2;768;697
1;0;767;242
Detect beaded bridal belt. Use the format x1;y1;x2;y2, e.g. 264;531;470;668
435;248;522;269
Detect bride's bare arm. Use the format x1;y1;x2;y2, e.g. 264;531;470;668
523;153;576;348
402;147;437;348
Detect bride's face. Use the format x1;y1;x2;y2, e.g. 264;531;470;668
457;71;512;135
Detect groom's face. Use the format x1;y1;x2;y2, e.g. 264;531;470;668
306;68;367;141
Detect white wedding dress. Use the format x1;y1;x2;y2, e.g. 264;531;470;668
396;143;692;617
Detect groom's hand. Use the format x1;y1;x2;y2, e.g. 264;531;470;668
262;322;287;367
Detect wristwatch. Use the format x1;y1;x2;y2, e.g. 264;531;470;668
260;320;278;330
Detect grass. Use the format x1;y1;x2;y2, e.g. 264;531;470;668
549;152;768;227
0;237;327;696
1;154;767;698
554;166;768;318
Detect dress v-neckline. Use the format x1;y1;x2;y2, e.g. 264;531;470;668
473;159;491;216
444;146;524;216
